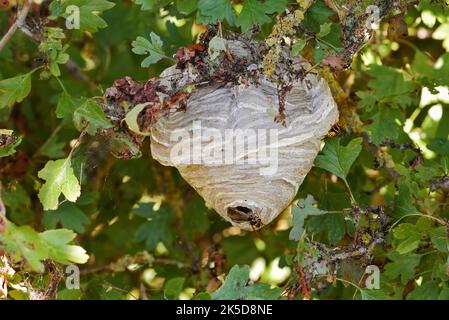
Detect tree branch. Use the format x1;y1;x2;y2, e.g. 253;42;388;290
0;0;33;53
80;251;193;276
0;181;6;233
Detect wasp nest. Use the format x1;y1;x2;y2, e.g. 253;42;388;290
149;38;338;230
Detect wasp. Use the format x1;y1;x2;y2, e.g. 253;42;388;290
325;122;343;139
227;206;263;230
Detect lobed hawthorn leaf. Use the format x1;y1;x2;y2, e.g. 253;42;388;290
429;227;449;253
135;0;158;11
40;229;89;265
134;0;172;11
38;157;81;211
384;251;421;284
0;221;88;272
43;202;91;233
360;289;391;300
314;138;363;181
211;265;282;300
176;0;196;15
197;0;236;26
134;203;176;251
393;179;421;219
183;196;210;237
73;99;112;135
366;106;403;145
324;213;346;244
164;277;185;299
57;0;116;33
393;218;432;254
131;34;167;68
289;195;326;241
0;224;47;272
365;65;418;108
428;138;449;156
1;184;32;225
407;281;440;300
0;72;33;109
236;0;289;31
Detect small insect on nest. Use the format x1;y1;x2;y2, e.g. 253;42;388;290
149;36;339;231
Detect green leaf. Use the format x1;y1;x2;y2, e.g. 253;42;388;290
39;135;66;159
429;227;449;253
291;39;307;57
164;277;185;299
0;221;88;272
197;0;236;25
366;107;403;145
43;202;90;233
0;224;48;272
40;229;89;265
366;65;418;107
303;0;334;29
176;0;197;15
0;72;33;109
384;251;421;284
183;196;210;237
243;283;283;300
393;219;431;254
324;213;346;243
62;0;115;33
314;138;363;181
56;91;81;121
236;0;288;31
317;22;332;38
394;180;421;218
194;292;212;300
221;235;259;266
38;157;81;211
356;91;377;111
360;289;390;300
134;0;158;11
1;184;32;225
428;138;449;155
407;281;439;300
289;195;325;241
212;265;251;300
73;99;112;135
131;34;167;68
134;0;172;11
211;265;282;300
134;203;175;250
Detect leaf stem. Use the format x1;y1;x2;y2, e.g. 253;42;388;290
55;76;68;94
389;213;446;232
344;179;357;206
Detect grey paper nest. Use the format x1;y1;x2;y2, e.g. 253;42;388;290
150;39;339;230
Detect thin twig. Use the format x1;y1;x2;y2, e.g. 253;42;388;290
0;0;33;52
80;254;191;276
0;181;5;220
0;181;6;234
